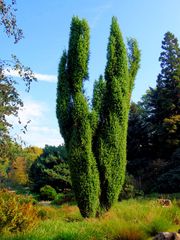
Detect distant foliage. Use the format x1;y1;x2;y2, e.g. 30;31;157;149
23;146;43;170
0;143;42;188
40;185;57;200
52;192;75;205
29;145;71;192
119;174;143;200
56;16;140;217
154;166;180;193
8;156;28;185
0;189;39;233
127;31;180;193
0;142;24;184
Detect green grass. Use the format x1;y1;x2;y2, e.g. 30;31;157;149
1;198;180;240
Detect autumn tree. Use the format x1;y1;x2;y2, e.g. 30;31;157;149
0;0;36;167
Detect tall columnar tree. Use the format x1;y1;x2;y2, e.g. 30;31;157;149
149;32;180;155
57;16;140;217
56;17;100;217
94;17;140;210
156;32;180;119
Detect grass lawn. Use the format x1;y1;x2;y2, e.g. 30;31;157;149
1;197;180;240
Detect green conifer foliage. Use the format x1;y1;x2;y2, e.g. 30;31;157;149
90;75;106;137
57;16;140;217
155;32;180;154
56;51;71;145
95;17;140;210
127;38;141;97
56;17;100;218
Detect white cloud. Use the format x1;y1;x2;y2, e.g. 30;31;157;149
3;68;57;83
10;99;64;148
34;73;57;83
21;125;64;148
18;100;46;125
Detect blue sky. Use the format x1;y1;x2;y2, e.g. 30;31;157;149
2;0;180;147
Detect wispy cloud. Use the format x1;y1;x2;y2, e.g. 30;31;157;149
18;100;46;125
34;73;57;83
10;99;64;148
4;68;57;83
21;125;64;148
90;2;112;29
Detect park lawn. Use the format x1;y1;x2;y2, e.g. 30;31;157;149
1;198;180;240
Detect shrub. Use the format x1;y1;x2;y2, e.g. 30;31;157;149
37;209;49;220
29;145;71;193
0;189;39;233
52;192;75;205
40;185;57;200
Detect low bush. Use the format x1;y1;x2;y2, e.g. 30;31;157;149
0;189;39;233
37;209;49;220
40;185;57;200
52;192;75;205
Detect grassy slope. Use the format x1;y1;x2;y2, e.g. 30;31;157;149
2;198;180;240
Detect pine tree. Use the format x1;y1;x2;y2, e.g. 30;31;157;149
156;32;180;121
56;17;100;217
154;32;180;154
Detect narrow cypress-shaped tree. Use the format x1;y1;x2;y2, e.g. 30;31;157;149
95;17;140;210
57;16;140;217
56;17;100;218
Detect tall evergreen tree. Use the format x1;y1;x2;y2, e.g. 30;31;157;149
57;16;140;217
156;32;180;120
95;17;140;210
56;17;100;218
154;32;180;154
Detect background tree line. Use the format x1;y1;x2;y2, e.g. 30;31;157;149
127;31;180;193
